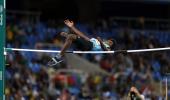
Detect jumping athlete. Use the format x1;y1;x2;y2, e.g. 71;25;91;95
48;19;116;66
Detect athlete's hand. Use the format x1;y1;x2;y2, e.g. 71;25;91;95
64;19;74;28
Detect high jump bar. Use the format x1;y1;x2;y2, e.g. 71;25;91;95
4;47;170;54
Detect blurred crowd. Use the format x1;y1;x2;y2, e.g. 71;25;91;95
5;16;170;100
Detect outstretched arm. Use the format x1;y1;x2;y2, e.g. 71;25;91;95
64;19;90;41
97;37;110;51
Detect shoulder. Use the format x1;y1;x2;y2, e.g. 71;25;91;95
90;38;97;40
90;38;99;43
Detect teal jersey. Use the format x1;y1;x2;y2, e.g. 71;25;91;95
90;38;110;51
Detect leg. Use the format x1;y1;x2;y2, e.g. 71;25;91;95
48;33;77;66
60;33;77;56
60;32;69;38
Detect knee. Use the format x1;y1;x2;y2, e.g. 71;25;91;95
67;34;77;41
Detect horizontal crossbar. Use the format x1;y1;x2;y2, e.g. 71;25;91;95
5;47;170;54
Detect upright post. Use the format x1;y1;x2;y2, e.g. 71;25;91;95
0;0;5;99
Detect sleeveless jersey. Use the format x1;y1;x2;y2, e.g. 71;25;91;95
90;38;110;51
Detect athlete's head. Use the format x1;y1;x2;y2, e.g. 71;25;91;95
105;38;117;49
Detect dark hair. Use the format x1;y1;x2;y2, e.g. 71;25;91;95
107;38;117;49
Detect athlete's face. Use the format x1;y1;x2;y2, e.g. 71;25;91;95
106;39;113;47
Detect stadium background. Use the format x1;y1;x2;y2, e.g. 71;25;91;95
5;0;170;99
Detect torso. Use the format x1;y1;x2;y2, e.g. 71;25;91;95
90;38;110;51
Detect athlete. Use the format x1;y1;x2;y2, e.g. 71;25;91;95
48;19;116;66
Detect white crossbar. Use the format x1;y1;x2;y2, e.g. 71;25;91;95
127;47;170;53
5;48;114;54
5;47;170;54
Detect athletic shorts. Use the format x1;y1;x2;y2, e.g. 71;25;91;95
74;37;93;51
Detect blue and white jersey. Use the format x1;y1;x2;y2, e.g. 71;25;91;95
90;38;110;51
